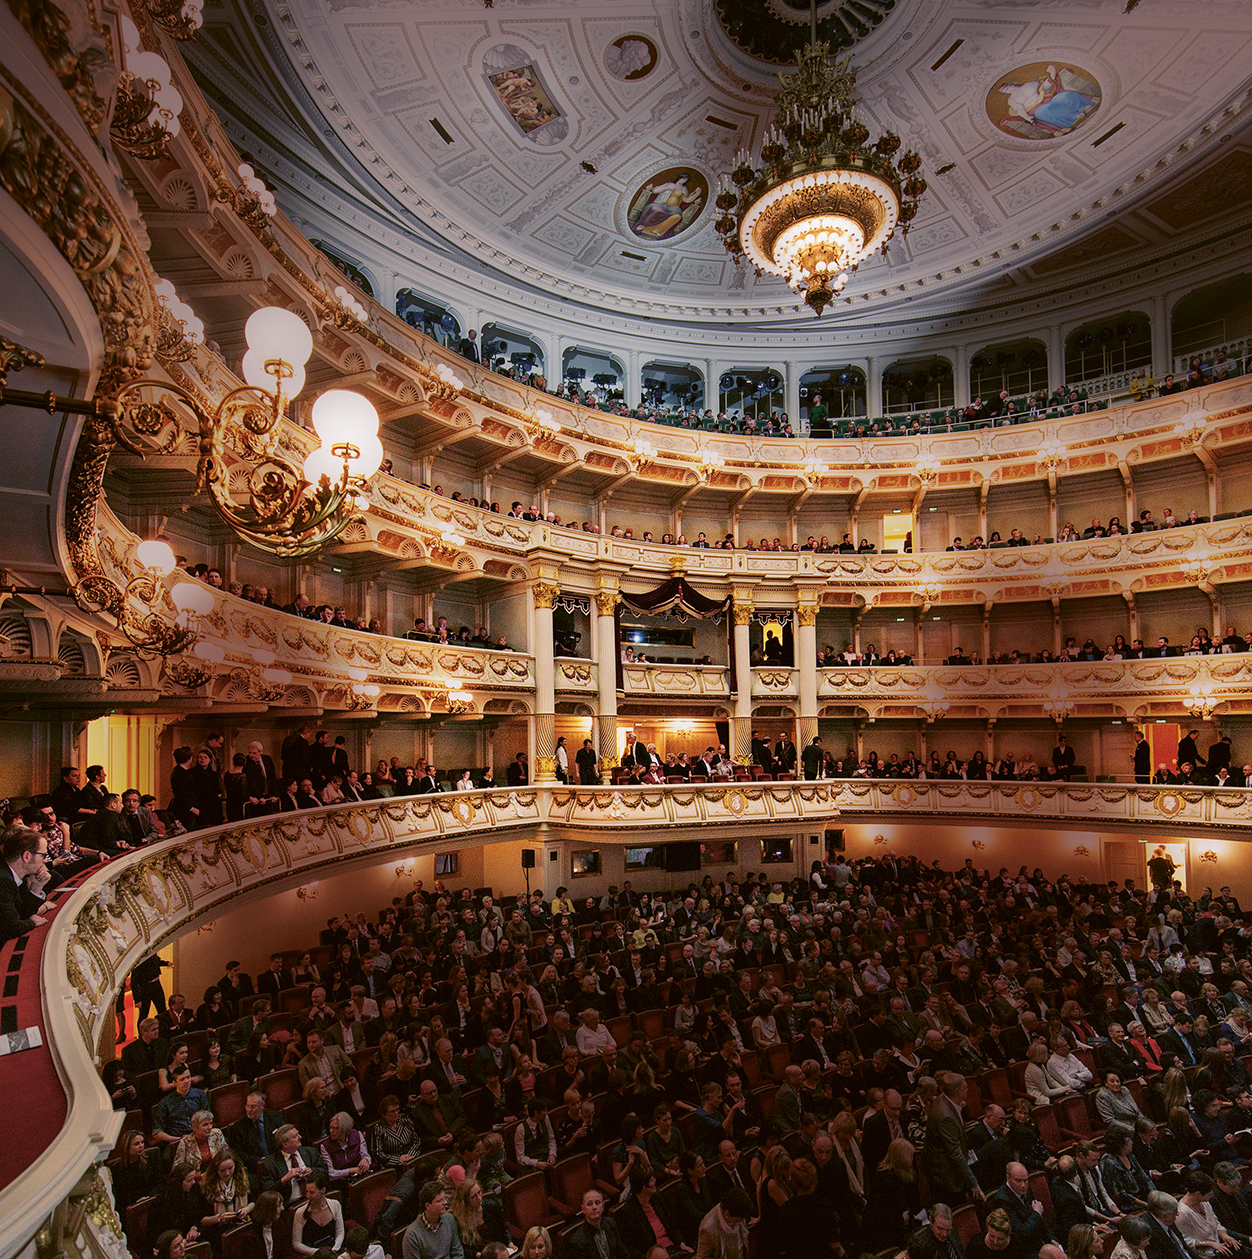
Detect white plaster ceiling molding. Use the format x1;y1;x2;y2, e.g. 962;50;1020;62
231;0;1252;324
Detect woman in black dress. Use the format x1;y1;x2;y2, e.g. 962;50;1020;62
191;750;223;827
223;753;248;823
169;747;201;831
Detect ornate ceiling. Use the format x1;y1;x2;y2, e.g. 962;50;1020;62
189;0;1252;324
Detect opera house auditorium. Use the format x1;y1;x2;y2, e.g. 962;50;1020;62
4;2;1252;1259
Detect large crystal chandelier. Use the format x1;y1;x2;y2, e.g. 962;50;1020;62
715;18;926;316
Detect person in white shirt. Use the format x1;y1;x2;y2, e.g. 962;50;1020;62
555;737;569;783
454;770;473;792
574;1009;616;1056
1047;1038;1094;1091
1176;1171;1240;1254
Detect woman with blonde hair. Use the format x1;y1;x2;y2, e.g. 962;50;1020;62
865;1137;919;1249
1157;1065;1190;1119
757;1144;792;1258
448;1177;489;1257
1067;1223;1097;1259
519;1224;552;1259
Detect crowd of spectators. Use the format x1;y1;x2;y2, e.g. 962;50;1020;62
160;730;531;833
96;845;1252;1259
817;624;1252;669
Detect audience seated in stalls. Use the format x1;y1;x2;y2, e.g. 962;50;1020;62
94;832;1252;1259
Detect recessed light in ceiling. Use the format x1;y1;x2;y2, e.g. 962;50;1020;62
253;11;267;24
691;29;701;38
1220;133;1233;142
569;77;580;86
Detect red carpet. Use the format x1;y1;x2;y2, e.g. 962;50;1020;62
0;882;76;1191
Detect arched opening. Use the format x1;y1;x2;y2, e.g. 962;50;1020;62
880;355;954;414
562;346;625;405
309;240;375;297
395;288;462;344
969;336;1048;399
641;360;705;412
480;322;546;381
1171;277;1252;370
720;367;783;422
1064;313;1150;383
800;366;867;431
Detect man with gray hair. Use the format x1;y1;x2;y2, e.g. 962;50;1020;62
1210;1163;1252;1243
905;1203;964;1259
922;1073;985;1202
1146;1191;1193;1259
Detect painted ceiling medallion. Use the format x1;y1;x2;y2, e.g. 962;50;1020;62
605;35;657;82
986;63;1102;142
628;167;708;242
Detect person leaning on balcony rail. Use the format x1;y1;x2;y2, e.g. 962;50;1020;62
0;824;52;940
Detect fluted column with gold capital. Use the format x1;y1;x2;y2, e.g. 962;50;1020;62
595;585;621;768
531;579;560;782
733;599;754;763
797;601;819;754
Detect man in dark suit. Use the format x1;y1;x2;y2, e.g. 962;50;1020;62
1097;1024;1144;1078
217;960;256;1013
255;953;289;1002
539;1010;578;1064
774;733;797;774
861;1089;905;1176
415;765;440;794
968;1106;1014;1193
226;997;272;1058
921;1074;984;1202
1158;1015;1200;1067
1177;729;1204;773
793;1017;838;1070
990;1162;1054;1258
280;726;313;783
411;1078;467;1149
1;827;52;941
228;1091;286;1180
243;743;279;817
566;1188;625;1259
258;1123;328;1205
906;1206;968;1259
801;737;824;780
1146;1192;1197;1259
707;1138;754;1203
1134;732;1152;784
1049;1157;1093;1240
1210;1164;1252;1242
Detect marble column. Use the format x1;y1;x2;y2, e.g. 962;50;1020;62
531;578;560;782
953;344;970;409
797;601;819;761
785;360;801;432
595;586;620;769
1152;293;1171;377
866;355;881;420
733;600;754;763
1047;325;1065;394
626;350;641;410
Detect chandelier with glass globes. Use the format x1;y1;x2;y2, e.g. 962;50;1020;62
715;36;926;316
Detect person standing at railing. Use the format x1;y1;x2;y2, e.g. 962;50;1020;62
575;739;600;785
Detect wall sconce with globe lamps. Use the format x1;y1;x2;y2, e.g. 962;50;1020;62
0;306;383;560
